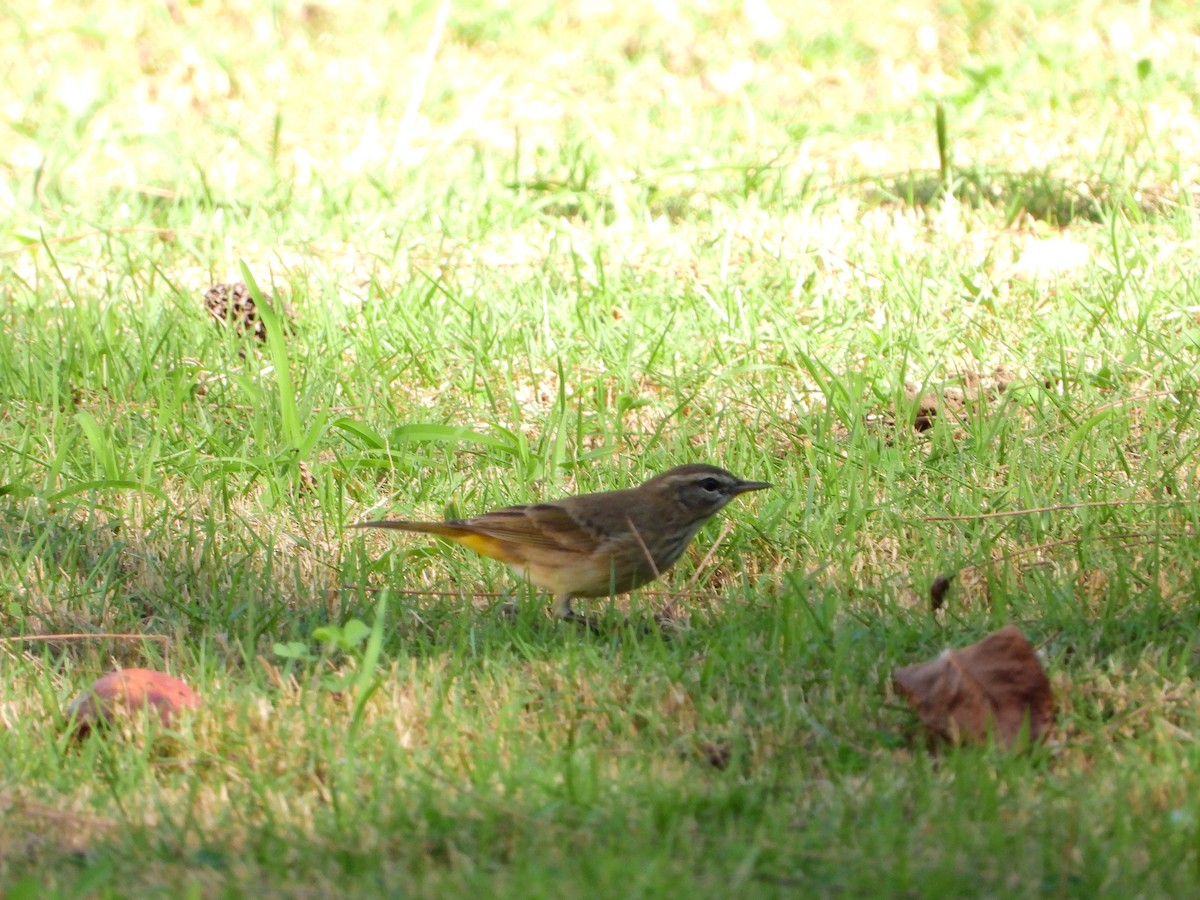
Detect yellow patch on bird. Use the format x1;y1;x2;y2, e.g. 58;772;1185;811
445;532;521;564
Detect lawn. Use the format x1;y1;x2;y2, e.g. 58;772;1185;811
2;0;1200;896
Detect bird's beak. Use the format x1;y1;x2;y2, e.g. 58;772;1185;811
732;480;772;495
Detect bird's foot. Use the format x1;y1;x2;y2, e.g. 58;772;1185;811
561;609;603;634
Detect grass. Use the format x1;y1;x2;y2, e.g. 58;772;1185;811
3;0;1200;895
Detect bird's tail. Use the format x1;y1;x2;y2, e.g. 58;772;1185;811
352;519;516;564
352;519;470;538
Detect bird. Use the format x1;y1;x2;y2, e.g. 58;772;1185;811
353;463;771;624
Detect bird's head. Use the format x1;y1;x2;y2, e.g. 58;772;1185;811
647;464;772;522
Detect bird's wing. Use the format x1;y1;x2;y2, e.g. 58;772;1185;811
466;504;600;553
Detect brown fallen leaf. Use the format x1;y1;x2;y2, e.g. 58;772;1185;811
66;668;200;736
892;625;1054;748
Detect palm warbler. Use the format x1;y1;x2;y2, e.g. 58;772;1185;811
354;463;771;622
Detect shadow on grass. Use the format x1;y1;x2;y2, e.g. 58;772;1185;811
866;166;1163;226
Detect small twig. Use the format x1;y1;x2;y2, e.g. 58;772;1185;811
991;531;1152;563
1088;390;1180;413
686;520;734;592
344;586;508;599
953;530;1183;582
924;500;1162;522
1099;702;1192;739
0;794;118;832
0;632;170;646
625;514;661;578
348;584;731;603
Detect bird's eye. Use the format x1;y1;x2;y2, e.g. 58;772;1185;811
699;477;721;492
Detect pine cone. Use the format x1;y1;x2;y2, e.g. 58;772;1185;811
203;281;291;342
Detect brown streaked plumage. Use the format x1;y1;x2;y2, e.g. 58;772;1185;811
353;464;771;623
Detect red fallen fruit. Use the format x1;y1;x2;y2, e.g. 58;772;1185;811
67;668;200;734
